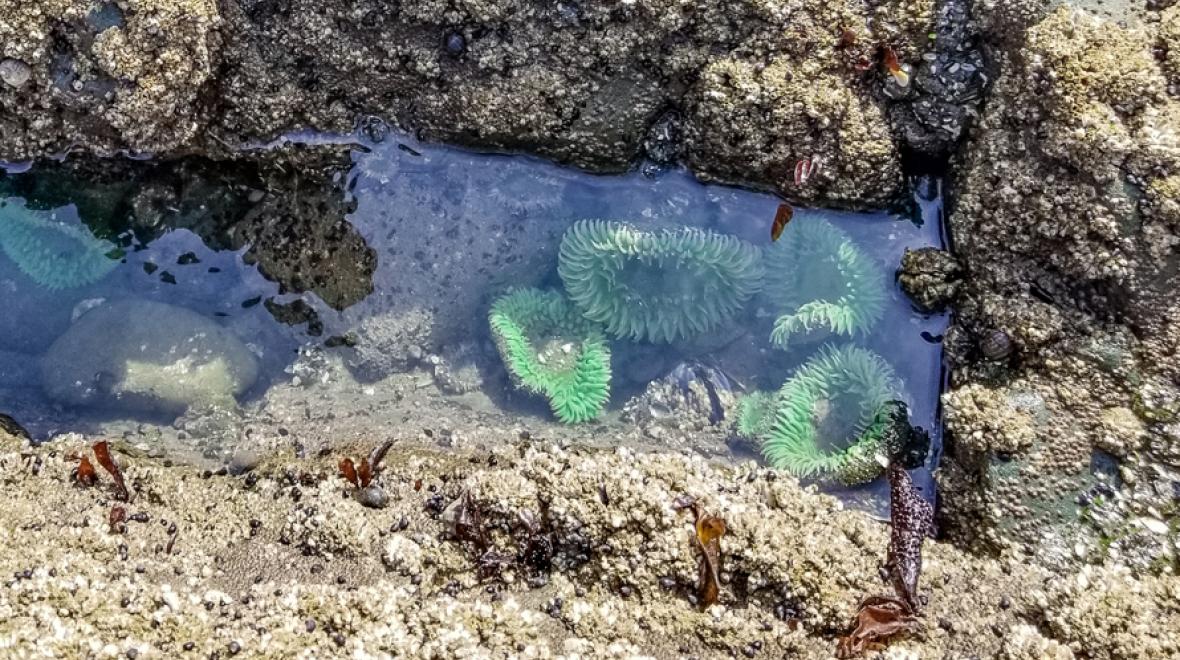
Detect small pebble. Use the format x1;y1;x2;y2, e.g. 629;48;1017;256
228;451;260;476
356;485;389;509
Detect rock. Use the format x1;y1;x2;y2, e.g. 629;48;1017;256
227;450;260;476
898;248;962;312
382;535;424;574
0;413;29;440
0;59;31;89
41;300;259;416
356;486;389;509
344;308;434;382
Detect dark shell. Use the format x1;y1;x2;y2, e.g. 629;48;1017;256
980;329;1013;360
444;31;466;57
356;485;389;509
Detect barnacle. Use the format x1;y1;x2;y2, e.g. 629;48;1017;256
0;199;118;290
488;288;611;424
558;220;763;343
762;214;886;351
744;344;903;485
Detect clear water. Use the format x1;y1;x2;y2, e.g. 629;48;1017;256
0;131;947;509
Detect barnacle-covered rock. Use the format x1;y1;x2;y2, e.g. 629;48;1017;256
345;308;434;382
428;342;488;396
685;63;903;207
898;247;962;312
621;362;739;451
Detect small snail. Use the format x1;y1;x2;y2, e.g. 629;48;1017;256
980;329;1014;360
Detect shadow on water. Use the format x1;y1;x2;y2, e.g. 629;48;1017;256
0;131;948;513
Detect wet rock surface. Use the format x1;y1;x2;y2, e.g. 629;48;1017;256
41;299;260;416
898;246;962;312
0;0;982;208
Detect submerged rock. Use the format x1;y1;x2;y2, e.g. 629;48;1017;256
41;300;259;416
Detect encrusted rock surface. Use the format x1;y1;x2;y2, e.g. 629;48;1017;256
1;428;1178;657
0;0;986;208
898;246;962;312
938;1;1180;570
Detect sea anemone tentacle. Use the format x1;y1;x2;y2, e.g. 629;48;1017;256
740;344;905;485
762;214;886;351
558;220;763;343
0;199;118;290
488;288;611;424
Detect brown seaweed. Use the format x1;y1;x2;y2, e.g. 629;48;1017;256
694;513;726;608
338;457;359;487
367;439;393;476
675;495;726;608
339;440;393;490
837;459;933;656
109;505;127;534
447;490;488;548
882;462;935;614
880;45;910;87
771;203;793;241
74;454;98;487
836;595;922;658
92;441;129;502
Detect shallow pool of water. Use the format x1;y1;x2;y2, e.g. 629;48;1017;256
0;130;947;509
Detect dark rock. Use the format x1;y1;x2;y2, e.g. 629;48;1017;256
0;413;31;440
444;31;466;57
356;486;389;509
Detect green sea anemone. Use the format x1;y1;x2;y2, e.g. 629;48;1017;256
488;288;611;424
558;220;763;343
762;214;886;351
736;390;777;439
0;199;119;290
743;344;904;485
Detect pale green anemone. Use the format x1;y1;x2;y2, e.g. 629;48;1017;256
558;220;763;343
0;199;118;290
488;288;611;424
740;344;904;485
762;213;886;351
